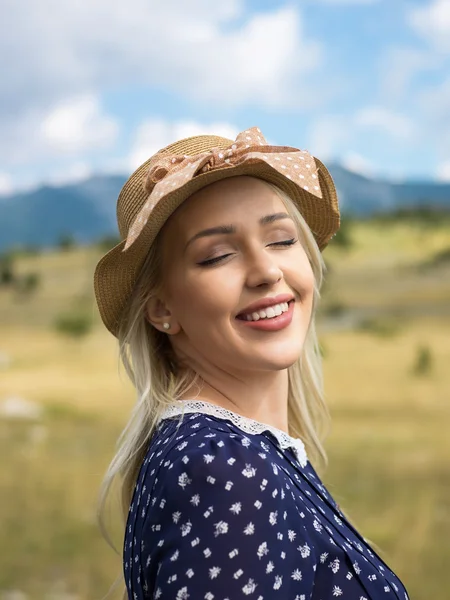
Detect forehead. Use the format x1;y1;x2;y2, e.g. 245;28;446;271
168;176;287;231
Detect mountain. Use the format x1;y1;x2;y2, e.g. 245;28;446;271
0;175;126;252
329;165;450;215
0;166;449;252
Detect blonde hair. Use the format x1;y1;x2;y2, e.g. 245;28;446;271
98;180;333;591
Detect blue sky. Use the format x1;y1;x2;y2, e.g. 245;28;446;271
1;0;449;195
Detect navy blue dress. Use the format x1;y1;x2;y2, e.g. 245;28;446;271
124;400;410;599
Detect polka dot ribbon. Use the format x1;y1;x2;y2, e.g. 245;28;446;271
123;126;322;251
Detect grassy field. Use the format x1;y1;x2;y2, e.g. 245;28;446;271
0;217;449;599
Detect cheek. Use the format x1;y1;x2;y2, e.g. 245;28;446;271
168;270;236;322
288;250;315;293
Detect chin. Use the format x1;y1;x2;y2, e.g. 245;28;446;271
247;348;303;371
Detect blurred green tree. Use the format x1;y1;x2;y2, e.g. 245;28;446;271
54;309;93;337
0;252;16;286
58;234;77;251
332;218;353;249
15;272;41;296
97;234;121;252
412;344;433;376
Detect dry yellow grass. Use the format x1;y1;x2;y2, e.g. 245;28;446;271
1;219;449;599
0;325;134;416
1;319;448;599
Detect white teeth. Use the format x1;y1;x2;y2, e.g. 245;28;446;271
242;302;290;322
266;306;276;318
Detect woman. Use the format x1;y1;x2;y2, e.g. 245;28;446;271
94;127;410;599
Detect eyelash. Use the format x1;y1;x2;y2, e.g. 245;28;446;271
198;238;298;266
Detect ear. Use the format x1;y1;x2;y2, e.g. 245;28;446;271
145;296;181;334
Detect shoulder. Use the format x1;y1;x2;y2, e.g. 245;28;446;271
141;413;315;543
142;412;288;501
151;411;278;456
134;419;318;599
154;411;280;468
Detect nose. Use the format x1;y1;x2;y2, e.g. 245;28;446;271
244;247;283;288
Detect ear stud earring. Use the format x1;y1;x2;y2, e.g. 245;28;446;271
163;322;171;330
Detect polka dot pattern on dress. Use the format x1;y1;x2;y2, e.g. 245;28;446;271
123;401;411;600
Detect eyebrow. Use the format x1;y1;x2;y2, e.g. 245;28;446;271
184;213;293;252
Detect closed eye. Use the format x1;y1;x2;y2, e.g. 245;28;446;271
198;238;298;267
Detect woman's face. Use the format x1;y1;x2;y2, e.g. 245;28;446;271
149;175;315;374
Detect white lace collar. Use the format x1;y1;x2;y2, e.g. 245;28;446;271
159;399;308;467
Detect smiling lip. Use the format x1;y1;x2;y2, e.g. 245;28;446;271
236;299;295;331
236;293;295;318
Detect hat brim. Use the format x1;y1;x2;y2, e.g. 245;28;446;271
94;159;339;337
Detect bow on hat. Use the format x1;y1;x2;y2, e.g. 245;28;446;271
123;127;323;252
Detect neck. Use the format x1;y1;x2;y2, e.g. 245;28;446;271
178;367;290;434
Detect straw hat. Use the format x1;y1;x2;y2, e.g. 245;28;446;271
94;126;340;337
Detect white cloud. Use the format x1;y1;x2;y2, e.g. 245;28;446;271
419;77;450;116
0;163;95;196
40;95;118;154
437;161;450;181
313;0;380;3
0;1;324;180
354;106;415;141
341;152;375;177
46;162;93;187
0;173;13;196
129;119;239;170
379;46;436;101
418;76;450;155
1;1;322;118
0;93;118;167
409;0;450;51
307;106;416;177
308;106;414;162
191;6;322;108
307;115;351;160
